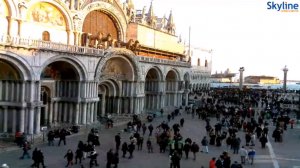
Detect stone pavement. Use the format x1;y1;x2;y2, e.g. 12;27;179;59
0;110;300;168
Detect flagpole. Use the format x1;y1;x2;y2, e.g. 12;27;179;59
189;26;191;57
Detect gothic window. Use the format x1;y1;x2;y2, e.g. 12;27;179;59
197;58;200;66
42;31;50;41
205;59;208;67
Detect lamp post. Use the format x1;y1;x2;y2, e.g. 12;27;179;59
239;67;245;90
283;65;288;92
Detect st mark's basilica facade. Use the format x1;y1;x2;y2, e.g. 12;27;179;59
0;0;211;136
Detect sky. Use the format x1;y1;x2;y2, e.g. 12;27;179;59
126;0;300;80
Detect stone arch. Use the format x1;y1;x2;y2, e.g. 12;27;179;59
25;0;73;31
80;1;127;41
165;68;181;81
95;48;141;81
0;51;33;80
145;66;163;81
98;79;120;115
40;56;87;81
144;66;164;111
1;0;17;17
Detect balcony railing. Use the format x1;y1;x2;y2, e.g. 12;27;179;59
138;56;191;67
0;34;191;67
0;35;104;56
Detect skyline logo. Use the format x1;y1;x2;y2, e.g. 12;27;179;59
267;1;299;12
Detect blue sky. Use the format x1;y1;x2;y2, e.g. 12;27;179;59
127;0;300;80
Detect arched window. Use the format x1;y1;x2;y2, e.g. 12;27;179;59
42;31;50;41
205;59;208;67
197;58;200;66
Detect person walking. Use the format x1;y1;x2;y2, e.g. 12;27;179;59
115;133;121;151
183;142;190;159
31;148;39;167
190;142;199;160
75;147;83;164
47;131;55;146
170;151;181;168
89;150;99;167
201;136;209;153
259;135;268;148
142;123;147;136
180;118;184;127
209;157;216;168
36;149;46;168
239;146;248;165
137;136;144;150
128;142;135;159
64;149;74;167
146;138;153;153
20;141;31;159
148;124;154;136
58;129;67;146
121;142;128;158
248;147;256;165
106;149;114;168
112;152;119;168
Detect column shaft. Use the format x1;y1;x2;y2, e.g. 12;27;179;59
3;107;8;132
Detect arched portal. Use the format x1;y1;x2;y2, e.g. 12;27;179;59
144;67;162;111
165;70;179;106
0;0;9;35
98;79;120;116
0;59;25;134
82;10;119;46
40;61;81;126
97;56;135;115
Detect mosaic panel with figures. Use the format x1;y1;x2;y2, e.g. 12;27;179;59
26;2;66;27
0;0;8;16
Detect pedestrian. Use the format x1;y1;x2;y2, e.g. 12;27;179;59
180;118;184;127
64;149;74;167
239;146;248;165
148;124;154;136
170;151;181;168
31;148;39;167
106;149;114;168
36;149;46;168
209;157;216;168
128;142;135;159
20;140;31;159
121;142;128;158
112;152;119;168
259;135;268;148
190;142;199;160
137;136;144;150
248;147;256;165
215;156;223;168
75;147;83;164
47;130;55;146
115;133;121;151
58;129;67;146
146;138;153;153
183;142;190;159
89;150;99;167
201;136;209;153
142;123;147;136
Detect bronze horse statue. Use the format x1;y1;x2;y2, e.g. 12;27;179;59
87;31;103;48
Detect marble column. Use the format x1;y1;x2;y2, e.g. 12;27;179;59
12;109;17;133
35;108;41;134
20;108;25;132
0;81;2;101
75;103;79;124
48;101;53;124
82;103;87;124
28;108;34;134
3;107;8;132
53;102;58;123
69;103;73;123
90;103;94;123
63;103;68;122
94;102;98;121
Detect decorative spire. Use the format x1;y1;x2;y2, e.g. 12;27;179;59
126;0;134;9
148;0;154;20
166;10;175;34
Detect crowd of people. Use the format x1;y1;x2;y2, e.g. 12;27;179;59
9;88;298;168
